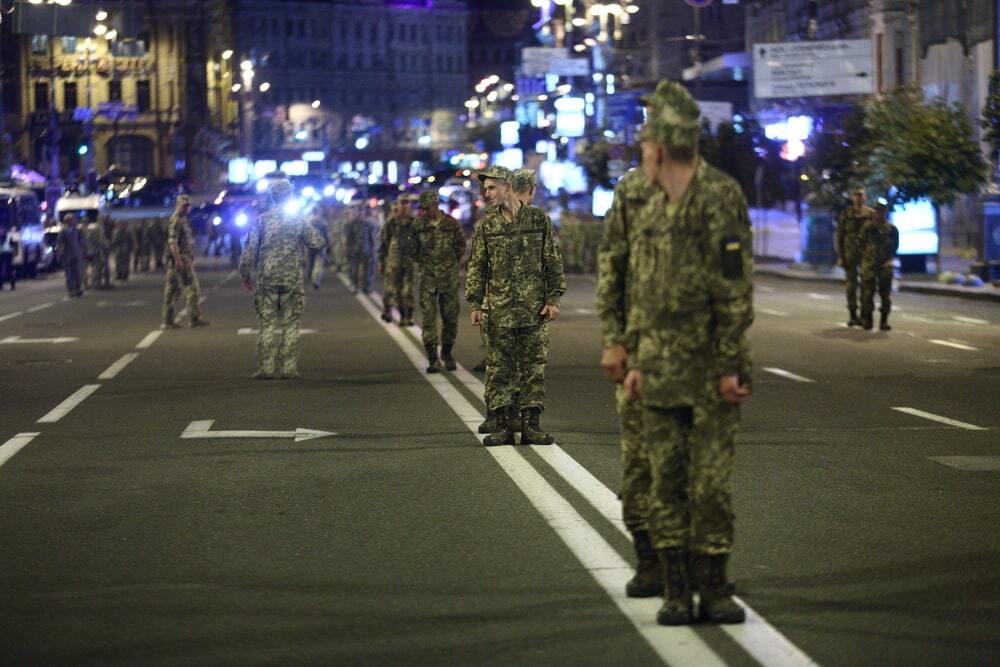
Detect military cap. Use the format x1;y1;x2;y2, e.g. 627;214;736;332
511;168;537;193
418;190;439;209
639;80;701;148
175;194;191;207
476;165;513;183
268;179;293;197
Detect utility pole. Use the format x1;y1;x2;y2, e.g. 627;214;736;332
0;1;13;181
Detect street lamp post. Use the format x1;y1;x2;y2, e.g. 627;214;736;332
77;36;96;191
239;58;255;160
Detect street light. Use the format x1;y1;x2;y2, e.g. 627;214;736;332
311;99;320;109
95;9;107;20
221;49;233;60
258;82;270;92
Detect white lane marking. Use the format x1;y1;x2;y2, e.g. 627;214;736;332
0;310;24;323
213;271;239;290
26;302;54;313
236;327;316;335
756;285;776;293
901;314;936;324
758;308;787;317
181;419;336;443
37;384;101;423
762;367;816;383
97;300;147;308
356;279;815;667
0;335;78;345
928;456;1000;471
135;330;163;349
807;292;832;301
891;407;986;431
574;307;595;315
98;353;140;380
0;432;41;469
953;316;988;325
928;339;979;352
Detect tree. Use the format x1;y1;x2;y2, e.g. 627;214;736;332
980;70;1000;178
803;106;870;211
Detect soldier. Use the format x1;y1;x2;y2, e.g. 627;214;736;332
836;186;875;327
621;81;753;626
162;195;209;328
859;202;899;331
467;165;565;446
596;166;662;599
413;189;465;373
240;179;325;380
56;214;87;297
149;217;167;269
379;194;418;325
304;206;330;289
134;219;150;272
112;219;135;282
84;216;111;289
344;202;376;294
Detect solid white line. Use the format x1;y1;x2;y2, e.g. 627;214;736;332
807;292;832;301
928;339;979;352
0;310;24;323
26;302;54;313
953;316;988;325
756;285;776;293
98;353;140;380
37;384;101;423
0;432;41;469
135;330;163;349
762;367;817;383
758;308;787;317
891;407;986;431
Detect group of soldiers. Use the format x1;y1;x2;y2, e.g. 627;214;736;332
835;186;900;331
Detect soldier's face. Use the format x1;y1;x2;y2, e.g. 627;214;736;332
481;179;508;207
851;190;865;206
179;203;191;215
640;141;661;182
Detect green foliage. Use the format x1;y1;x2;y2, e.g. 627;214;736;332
804;107;869;211
699;120;777;205
980;70;1000;171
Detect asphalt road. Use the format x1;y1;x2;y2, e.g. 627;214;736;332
0;258;997;666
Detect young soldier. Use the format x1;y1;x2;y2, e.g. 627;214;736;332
836;186;875;327
859;202;899;331
379;194;418;325
163;195;209;328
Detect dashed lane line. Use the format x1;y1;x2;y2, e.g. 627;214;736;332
891;407;987;431
135;330;163;349
0;433;41;469
758;308;787;317
807;292;832;301
37;384;101;424
26;302;54;313
953;316;989;325
928;339;979;352
98;353;140;380
0;310;24;323
762;367;817;383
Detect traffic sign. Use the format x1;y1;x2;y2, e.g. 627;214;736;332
753;39;873;99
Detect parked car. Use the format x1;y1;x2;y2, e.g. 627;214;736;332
0;183;51;277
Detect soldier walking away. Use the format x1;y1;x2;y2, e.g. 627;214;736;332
467;165;565;446
134;220;151;272
84;217;111;289
149;217;167;269
597;166;662;599
836;186;874;327
344;202;376;293
57;214;87;297
413;189;465;373
162;195;209;328
112;219;135;282
240;179;325;380
859;203;900;331
379;194;418;325
622;81;753;627
0;224;17;290
305;207;330;289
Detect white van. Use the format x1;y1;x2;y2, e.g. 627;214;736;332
54;193;108;230
0;184;49;277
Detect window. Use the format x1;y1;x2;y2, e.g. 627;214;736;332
286;18;294;38
875;33;883;92
31;35;49;55
354;22;362;40
35;82;49;111
137;80;151;112
112;37;148;57
109;80;122;102
62;37;77;55
409;25;416;41
355;53;363;69
63;81;78;111
299;19;306;38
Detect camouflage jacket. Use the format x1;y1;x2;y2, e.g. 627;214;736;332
84;223;107;259
836;205;874;262
629;159;754;408
466;203;566;328
860;217;899;274
112;221;136;252
166;213;195;264
344;215;378;259
413;211;465;289
379;214;417;267
239;207;325;290
596;168;657;351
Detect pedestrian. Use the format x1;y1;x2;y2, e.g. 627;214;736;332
305;207;330;289
112;219;135;282
596;166;662;599
379;194;418;325
0;224;18;290
836;186;875;327
621;80;753;626
57;214;87;297
413;189;465;373
859;202;899;331
162;195;209;328
467;165;565;446
134;219;150;272
239;179;325;380
84;218;109;289
149;217;167;269
344;202;375;293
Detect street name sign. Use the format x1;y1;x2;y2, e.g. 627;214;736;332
753;39;873;99
521;47;590;77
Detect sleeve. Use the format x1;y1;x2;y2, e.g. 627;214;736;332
595;187;629;348
834;211;844;259
378;219;391;264
238;221;261;280
303;220;326;251
541;212;565;307
708;185;754;377
465;222;488;309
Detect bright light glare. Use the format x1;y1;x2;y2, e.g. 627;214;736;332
235;213;249;227
323;185;336;197
282;199;303;215
212;216;222;227
96;10;108;21
301;186;316;199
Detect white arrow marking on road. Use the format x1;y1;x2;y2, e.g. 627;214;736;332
97;300;148;307
892;407;986;431
181;420;336;443
928;339;979;352
953;316;989;325
763;367;816;383
1;335;78;345
236;328;317;335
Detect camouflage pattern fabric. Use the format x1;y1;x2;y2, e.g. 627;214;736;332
57;226;87;294
836;205;874;312
485;320;548;410
380;213;418;309
413;210;465;347
162;212;202;323
860;216;899;318
618;385;649;533
84;222;110;289
345;213;378;292
112;221;135;281
134;220;150;271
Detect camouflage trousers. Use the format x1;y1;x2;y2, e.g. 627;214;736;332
162;263;202;324
644;400;739;554
861;264;892;317
485;321;548;411
419;282;459;348
843;255;860;312
617;384;651;533
254;286;305;375
383;258;416;310
115;250;131;281
88;256;110;289
350;253;372;293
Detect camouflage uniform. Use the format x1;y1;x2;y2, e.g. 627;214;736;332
134;220;150;272
57;220;87;296
379;205;418;313
344;207;377;293
162;200;204;326
149;218;167;269
836;204;874;318
240;187;325;379
112;220;135;281
85;221;111;289
413;192;466;351
859;209;899;330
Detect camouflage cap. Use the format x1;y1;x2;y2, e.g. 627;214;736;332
175;194;191;207
418;190;439;209
511;168;537;193
639;80;701;148
268;179;293;197
476;165;512;184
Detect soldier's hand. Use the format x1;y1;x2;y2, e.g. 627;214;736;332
601;344;628;382
540;304;560;321
623;369;642;401
470;309;483;327
242;278;253;291
719;374;750;404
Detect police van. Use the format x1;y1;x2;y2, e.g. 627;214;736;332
0;183;49;277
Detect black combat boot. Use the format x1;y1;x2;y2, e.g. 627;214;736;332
655;548;693;625
163;308;179;329
440;344;457;371
473;358;487;373
401;308;414;326
861;312;874;331
520;407;554;445
626;531;663;598
478;408;498;434
425;344;440;374
691;552;745;624
847;309;861;327
483;407;515;446
380;304;393;323
879;311;891;331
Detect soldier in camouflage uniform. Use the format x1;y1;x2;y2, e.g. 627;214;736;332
414;189;466;373
162;195;209;328
112;219;135;282
133;220;150;272
344;202;377;294
240;180;325;379
85;217;111;289
379;194;418;325
467;165;565;446
149;217;167;270
621;81;753;626
596;166;662;599
836;186;875;327
859;203;899;331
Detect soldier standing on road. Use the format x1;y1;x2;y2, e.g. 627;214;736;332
112;219;135;282
57;213;87;297
596;166;663;600
304;207;330;290
344;202;376;294
162;195;209;328
859;202;900;331
84;217;111;289
134;219;150;272
149;217;167;270
240;179;325;380
622;81;753;626
414;189;465;373
467;165;565;446
836;186;875;327
379;194;418;325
